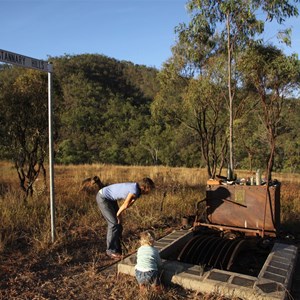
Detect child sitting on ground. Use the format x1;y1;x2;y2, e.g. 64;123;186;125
135;230;162;292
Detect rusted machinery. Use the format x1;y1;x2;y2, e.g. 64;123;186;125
194;181;281;238
176;181;281;274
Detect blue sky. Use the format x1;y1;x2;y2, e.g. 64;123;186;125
1;0;299;70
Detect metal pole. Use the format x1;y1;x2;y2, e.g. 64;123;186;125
48;63;55;242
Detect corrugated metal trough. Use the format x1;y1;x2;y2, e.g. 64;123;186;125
118;229;298;300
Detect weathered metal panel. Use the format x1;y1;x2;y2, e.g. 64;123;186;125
205;184;280;235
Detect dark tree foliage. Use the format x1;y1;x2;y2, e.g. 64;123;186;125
50;54;160;165
0;51;299;175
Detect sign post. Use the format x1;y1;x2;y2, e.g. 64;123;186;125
0;49;56;242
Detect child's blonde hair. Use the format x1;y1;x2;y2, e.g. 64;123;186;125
140;230;155;246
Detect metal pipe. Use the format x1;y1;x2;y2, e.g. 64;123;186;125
48;64;55;243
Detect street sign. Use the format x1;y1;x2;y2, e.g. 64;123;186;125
0;49;51;73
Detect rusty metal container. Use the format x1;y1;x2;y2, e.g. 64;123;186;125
198;184;280;237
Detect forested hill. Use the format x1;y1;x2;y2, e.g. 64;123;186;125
50;54;160;165
51;54;159;103
0;52;300;172
0;54;162;166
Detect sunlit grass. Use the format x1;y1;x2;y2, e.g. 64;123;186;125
0;161;299;299
1;162;300;252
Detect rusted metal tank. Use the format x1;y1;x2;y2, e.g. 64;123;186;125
194;183;281;237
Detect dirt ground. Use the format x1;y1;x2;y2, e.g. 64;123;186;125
2;229;300;300
0;225;223;300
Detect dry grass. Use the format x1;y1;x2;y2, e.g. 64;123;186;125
0;161;299;299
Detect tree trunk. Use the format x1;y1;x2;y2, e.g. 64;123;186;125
227;14;234;175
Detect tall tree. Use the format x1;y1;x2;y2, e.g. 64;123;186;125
174;0;299;176
152;57;228;177
239;45;300;180
0;68;49;198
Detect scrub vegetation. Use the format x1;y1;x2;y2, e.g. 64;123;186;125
1;162;299;299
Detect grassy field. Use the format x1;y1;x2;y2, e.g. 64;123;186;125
1;161;300;300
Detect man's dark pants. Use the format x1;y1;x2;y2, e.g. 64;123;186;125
96;193;123;254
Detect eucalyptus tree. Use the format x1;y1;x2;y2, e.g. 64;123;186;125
0;68;48;198
183;74;228;178
152;57;228;178
238;45;300;181
174;0;299;176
